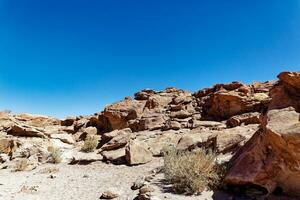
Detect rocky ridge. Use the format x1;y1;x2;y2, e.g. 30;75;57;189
1;71;300;199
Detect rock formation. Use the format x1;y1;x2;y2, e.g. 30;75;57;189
225;72;300;197
2;71;300;199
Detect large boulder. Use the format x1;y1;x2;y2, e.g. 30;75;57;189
101;147;126;164
101;130;135;151
125;140;152;165
195;82;271;121
226;112;261;128
102;97;146;130
225;107;300;196
205;91;267;120
8;124;46;138
268;72;300;111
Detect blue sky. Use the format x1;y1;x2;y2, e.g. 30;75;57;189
0;0;299;118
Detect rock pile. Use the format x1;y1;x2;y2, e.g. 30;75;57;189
2;71;300;198
0;79;272;167
225;72;300;197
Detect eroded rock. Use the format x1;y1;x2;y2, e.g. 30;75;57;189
125;140;152;165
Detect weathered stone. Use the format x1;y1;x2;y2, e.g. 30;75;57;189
170;110;191;119
74;126;98;141
101;148;125;164
191;120;226;129
101;128;132;142
163;120;181;130
14;113;60;127
102;98;146;130
172;93;193;105
101;131;134;151
131;176;146;190
100;188;120;199
50;134;75;144
0;138;18;155
177;125;258;153
61;116;77;126
147;130;183;156
225;107;300;196
74;118;89;131
125;140;152;165
70;151;103;164
8;124;46;138
227;112;261;128
134;89;156;100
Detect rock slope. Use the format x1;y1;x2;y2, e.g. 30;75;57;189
1;71;300;199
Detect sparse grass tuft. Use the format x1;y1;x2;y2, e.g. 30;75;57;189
48;146;62;164
81;135;98;152
15;158;29;171
163;147;227;195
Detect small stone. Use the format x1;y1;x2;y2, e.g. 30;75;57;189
139;185;155;195
131;176;145;190
100;189;120;199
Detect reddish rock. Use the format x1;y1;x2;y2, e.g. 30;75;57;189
134;89;156;100
0;138;18;155
8;124;46;138
225;72;300;197
101;130;135;151
163;120;181;131
226;107;300;196
227;112;262;128
102;98;146;130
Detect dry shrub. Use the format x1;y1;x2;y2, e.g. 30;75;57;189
48;146;62;164
163;147;226;195
253;93;269;101
15;158;29;171
81;135;98;152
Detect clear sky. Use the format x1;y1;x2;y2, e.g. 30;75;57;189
0;0;299;118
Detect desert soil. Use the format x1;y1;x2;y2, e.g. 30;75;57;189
0;158;217;200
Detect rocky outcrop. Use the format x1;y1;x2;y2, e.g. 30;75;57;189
2;71;300;199
8;124;47;138
225;72;300;197
90;82;272;135
196;82;271;120
176;124;259;154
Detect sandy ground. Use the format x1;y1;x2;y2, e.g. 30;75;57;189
0;158;217;200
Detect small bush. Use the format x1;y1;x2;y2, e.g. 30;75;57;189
48;146;62;164
163;147;226;195
81;135;98;152
15;158;29;171
253;93;269;101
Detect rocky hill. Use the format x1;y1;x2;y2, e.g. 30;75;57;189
0;71;299;200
